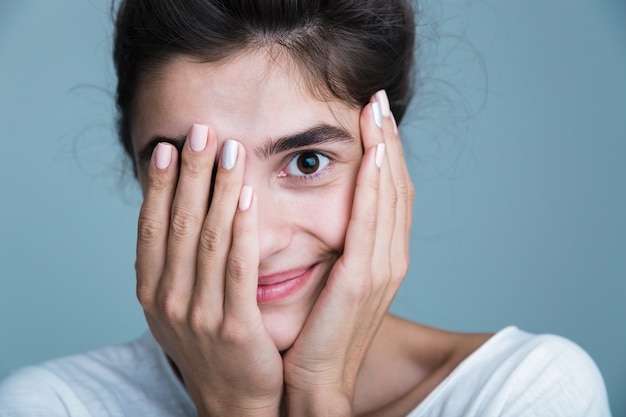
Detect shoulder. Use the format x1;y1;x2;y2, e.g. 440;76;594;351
0;365;80;416
0;332;193;416
482;327;607;390
414;327;612;417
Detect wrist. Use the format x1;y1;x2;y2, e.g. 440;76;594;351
190;390;281;417
285;388;352;417
196;402;280;417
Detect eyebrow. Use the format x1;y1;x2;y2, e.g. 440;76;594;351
136;123;356;167
255;124;356;159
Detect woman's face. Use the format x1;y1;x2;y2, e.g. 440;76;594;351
131;51;363;350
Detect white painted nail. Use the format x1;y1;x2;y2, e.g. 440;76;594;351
372;101;383;129
221;140;238;170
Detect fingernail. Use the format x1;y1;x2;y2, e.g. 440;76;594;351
372;102;383;129
238;185;253;211
375;90;391;118
375;143;385;168
154;143;172;170
189;124;208;152
221;140;238;170
391;114;399;135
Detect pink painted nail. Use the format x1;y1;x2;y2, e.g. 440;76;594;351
189;124;209;152
238;185;253;211
154;143;172;170
375;143;385;168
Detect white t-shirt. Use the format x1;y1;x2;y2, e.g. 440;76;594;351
408;327;611;416
0;327;611;416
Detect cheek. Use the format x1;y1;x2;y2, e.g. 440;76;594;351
297;179;357;251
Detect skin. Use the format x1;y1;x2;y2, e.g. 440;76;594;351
130;50;491;416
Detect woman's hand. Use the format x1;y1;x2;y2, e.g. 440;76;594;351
135;125;282;417
282;90;415;416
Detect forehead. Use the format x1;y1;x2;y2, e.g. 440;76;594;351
131;50;360;153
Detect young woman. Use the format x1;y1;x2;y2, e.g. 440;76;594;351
0;0;611;415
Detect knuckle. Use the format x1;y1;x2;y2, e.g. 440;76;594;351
137;210;163;244
136;283;155;313
408;183;416;201
219;319;248;345
228;255;252;281
147;171;170;192
181;155;206;179
156;292;185;326
187;303;211;335
397;256;410;281
334;264;374;304
199;224;226;253
401;179;416;201
170;208;201;240
376;265;394;291
349;278;374;304
135;262;157;314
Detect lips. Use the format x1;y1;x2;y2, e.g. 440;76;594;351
257;264;317;304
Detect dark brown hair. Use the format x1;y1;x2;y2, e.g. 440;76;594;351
113;0;416;176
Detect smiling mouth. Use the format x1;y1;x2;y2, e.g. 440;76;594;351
256;264;318;304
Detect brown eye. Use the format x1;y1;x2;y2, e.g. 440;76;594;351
297;152;320;174
284;151;330;177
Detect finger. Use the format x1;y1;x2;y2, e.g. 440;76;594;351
193;140;246;323
375;90;414;276
223;185;260;322
360;98;396;284
333;141;383;287
159;124;217;308
136;142;179;311
375;92;413;311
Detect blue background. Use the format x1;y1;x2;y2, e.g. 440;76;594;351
1;1;624;414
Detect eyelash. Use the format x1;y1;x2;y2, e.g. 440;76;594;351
278;150;333;181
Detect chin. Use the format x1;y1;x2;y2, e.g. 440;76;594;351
257;259;334;351
261;306;308;352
